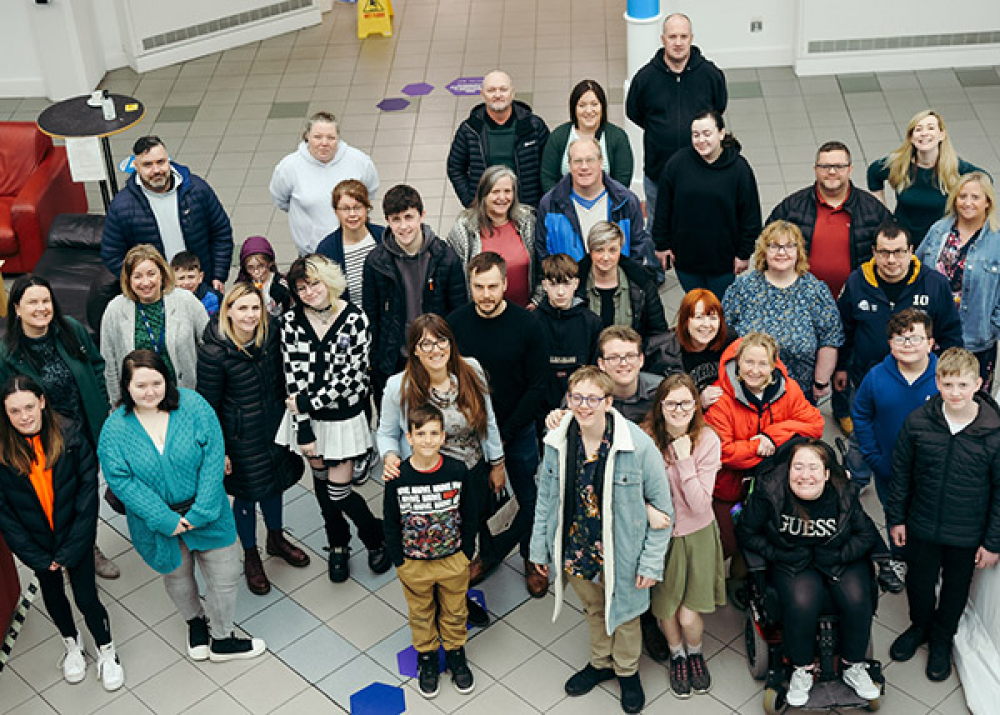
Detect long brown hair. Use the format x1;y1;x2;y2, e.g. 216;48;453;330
641;372;706;462
0;376;64;476
401;314;488;436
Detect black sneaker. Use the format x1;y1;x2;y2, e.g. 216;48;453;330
669;654;691;698
926;639;952;681
445;646;475;694
209;634;266;662
368;545;391;574
352;449;374;486
878;561;905;594
329;546;350;583
890;624;928;662
416;651;440;698
688;652;711;694
618;673;645;713
565;663;616;696
640;611;669;662
466;596;489;628
186;616;210;661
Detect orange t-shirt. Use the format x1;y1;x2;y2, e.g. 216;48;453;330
27;435;54;529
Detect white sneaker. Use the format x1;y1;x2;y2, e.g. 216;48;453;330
786;666;813;707
96;642;125;691
58;634;86;684
842;661;880;700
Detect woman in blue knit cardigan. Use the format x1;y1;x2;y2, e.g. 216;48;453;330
98;349;266;664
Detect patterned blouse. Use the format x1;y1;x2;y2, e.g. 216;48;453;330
723;270;844;396
935;222;981;306
564;420;612;581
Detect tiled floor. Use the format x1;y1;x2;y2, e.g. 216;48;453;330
2;1;999;713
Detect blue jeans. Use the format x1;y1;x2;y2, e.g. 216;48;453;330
674;269;736;302
643;174;658;231
872;470;904;560
481;425;539;562
233;494;283;549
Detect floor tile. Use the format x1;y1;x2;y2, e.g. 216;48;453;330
327;594;407;651
0;669;36;714
156;105;200;122
224;656;309;714
239;596;321;652
838;74;883;93
730;81;764;99
115;629;182;686
268;687;348;714
278;623;358;683
315;654;401;711
500;650;574;711
267;101;311;120
185;690;251;715
132;658;218;715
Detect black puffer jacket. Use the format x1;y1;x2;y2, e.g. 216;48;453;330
362;229;469;377
736;441;884;578
767;182;892;271
890;393;1000;551
0;428;98;571
446;100;550;208
196;316;303;501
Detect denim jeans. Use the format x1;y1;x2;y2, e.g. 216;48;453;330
481;425;540;562
643;174;658;231
233;494;283;549
163;540;241;640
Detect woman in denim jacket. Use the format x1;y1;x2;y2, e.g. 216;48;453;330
917;172;1000;388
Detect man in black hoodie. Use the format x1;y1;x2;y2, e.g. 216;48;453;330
625;13;727;223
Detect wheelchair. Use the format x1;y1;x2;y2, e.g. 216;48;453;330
738;438;887;713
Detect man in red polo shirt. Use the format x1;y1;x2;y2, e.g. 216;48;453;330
767;140;891;434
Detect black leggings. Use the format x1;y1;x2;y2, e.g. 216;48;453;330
35;554;111;646
772;561;872;666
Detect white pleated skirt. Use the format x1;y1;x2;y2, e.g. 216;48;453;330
274;410;372;461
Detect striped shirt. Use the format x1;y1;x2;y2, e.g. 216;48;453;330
344;234;376;304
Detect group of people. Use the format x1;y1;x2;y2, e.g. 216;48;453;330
0;9;998;714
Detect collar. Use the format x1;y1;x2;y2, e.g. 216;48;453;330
815;183;850;210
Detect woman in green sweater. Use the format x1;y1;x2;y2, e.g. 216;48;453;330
540;79;634;193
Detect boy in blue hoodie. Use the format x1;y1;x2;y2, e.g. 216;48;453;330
852;308;937;593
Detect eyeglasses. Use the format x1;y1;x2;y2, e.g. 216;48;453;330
416;337;450;354
662;399;696;413
567;393;608;408
601;352;641;365
570;156;601;167
875;248;910;259
815;163;851;172
336;204;366;214
767;243;797;254
891;334;927;347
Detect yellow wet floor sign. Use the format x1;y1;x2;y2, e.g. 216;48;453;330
358;0;394;39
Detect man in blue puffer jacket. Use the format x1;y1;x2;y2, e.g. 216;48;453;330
102;136;233;293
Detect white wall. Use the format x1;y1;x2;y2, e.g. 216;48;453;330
670;0;798;68
0;1;45;96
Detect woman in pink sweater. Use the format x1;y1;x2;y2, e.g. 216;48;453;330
642;373;726;699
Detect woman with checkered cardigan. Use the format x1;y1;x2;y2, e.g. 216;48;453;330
276;254;390;584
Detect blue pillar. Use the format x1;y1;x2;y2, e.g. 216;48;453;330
626;0;659;20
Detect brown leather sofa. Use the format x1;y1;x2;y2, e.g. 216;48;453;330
0;122;87;273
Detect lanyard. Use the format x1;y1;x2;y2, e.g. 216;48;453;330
138;303;165;355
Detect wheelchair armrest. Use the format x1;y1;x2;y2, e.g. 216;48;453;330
743;547;768;572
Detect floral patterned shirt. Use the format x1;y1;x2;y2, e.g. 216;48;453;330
564;420;612;581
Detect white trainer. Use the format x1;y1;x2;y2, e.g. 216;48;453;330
58;634;86;684
786;666;814;707
96;642;125;691
842;661;880;700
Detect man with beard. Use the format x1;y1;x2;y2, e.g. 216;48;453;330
448;252;549;597
102;136;232;293
447;70;550;208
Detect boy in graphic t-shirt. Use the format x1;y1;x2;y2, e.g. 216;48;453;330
383;404;477;700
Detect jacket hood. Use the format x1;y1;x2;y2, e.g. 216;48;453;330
718;337;791;408
880;350;938;387
383;223;436;258
129;160;192;196
537;295;588;317
695;142;741;170
861;254;923;287
651;45;707;77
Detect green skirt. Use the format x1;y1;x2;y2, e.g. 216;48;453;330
650;520;727;619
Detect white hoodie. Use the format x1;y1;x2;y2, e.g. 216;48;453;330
269;140;379;255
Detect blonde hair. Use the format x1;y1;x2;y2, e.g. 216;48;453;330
587;221;624;252
884;110;960;196
286;254;347;301
121;245;174;301
736;332;779;366
219;282;267;351
936;347;979;379
753;221;809;275
945;172;998;232
567;365;614;396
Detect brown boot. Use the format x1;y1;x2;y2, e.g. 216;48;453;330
265;530;310;568
244;548;271;595
525;558;549;598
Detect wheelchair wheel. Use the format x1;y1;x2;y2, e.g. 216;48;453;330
763;687;788;715
745;615;769;680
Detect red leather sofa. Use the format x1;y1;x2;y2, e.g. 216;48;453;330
0;122;87;273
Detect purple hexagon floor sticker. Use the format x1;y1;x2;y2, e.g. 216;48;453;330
349;682;405;715
377;97;410;112
396;645;446;677
402;82;434;97
446;77;483;96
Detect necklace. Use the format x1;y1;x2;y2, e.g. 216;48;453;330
305;303;335;325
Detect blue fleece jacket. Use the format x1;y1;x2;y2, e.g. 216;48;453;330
852;352;937;479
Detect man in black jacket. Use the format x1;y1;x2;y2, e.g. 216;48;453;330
446;70;550;208
625;13;727;223
362;185;468;401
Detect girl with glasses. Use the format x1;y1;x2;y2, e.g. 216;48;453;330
316;179;385;305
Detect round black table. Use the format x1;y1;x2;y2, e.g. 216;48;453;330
37;94;145;210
